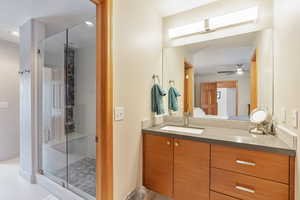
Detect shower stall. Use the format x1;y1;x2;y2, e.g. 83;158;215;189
38;18;96;200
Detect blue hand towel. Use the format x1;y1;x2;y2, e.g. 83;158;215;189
151;84;166;115
168;87;181;112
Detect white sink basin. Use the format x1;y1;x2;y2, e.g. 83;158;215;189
160;126;204;135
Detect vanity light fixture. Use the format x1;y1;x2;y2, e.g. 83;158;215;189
168;6;258;39
85;21;94;27
168;21;205;39
209;6;259;30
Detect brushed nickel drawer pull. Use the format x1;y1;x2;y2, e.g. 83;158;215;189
235;185;255;193
174;142;179;147
166;141;171;145
236;160;256;166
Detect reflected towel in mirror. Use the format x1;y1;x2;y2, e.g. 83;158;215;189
168;87;181;112
151;84;166;115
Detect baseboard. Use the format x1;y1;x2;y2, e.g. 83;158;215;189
125;187;172;200
125;187;146;200
0;153;19;162
19;168;36;183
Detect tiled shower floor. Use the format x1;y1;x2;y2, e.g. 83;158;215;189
54;157;96;197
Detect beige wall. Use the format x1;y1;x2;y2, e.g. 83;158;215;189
0;40;20;161
273;0;300;199
255;28;274;113
112;0;162;199
162;47;186;115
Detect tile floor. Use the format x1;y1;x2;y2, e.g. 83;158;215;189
43;195;59;200
54;157;96;197
127;187;172;200
0;158;53;200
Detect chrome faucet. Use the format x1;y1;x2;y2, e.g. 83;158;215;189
184;112;191;127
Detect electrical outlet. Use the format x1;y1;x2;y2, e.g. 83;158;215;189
281;108;286;123
292;110;298;129
114;107;125;121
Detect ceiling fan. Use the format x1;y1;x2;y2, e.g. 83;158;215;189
217;64;247;75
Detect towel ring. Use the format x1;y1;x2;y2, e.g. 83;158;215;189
169;80;175;86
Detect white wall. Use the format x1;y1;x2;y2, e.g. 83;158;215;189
75;46;96;159
194;73;250;116
190;46;254;74
163;0;273;47
273;1;300;199
0;39;20;161
112;0;162;199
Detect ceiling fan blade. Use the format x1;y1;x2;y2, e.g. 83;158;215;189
217;71;236;74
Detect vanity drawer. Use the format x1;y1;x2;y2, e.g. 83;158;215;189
210;191;239;200
211;145;289;183
211;168;289;200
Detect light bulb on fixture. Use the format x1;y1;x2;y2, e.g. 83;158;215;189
11;31;19;37
85;21;94;27
237;68;244;75
168;6;258;39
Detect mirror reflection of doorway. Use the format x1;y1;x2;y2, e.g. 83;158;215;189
200;80;238;117
200;82;217;115
184;61;193;113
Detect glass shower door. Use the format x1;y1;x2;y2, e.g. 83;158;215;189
39;31;68;186
66;18;97;199
39;19;96;200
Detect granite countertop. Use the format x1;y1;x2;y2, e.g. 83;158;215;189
142;124;296;156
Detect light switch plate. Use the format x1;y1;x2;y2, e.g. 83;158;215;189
0;101;8;109
292;110;298;129
114;107;125;121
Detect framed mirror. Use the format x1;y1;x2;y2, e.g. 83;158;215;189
162;29;274;121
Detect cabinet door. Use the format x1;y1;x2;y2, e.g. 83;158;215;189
174;139;210;200
143;134;173;197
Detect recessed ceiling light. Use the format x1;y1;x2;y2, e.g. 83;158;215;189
85;21;94;27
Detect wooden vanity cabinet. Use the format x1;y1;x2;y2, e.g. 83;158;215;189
143;134;174;197
143;133;295;200
143;134;210;199
210;191;239;200
174;139;210;200
211;144;293;200
211;144;290;184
